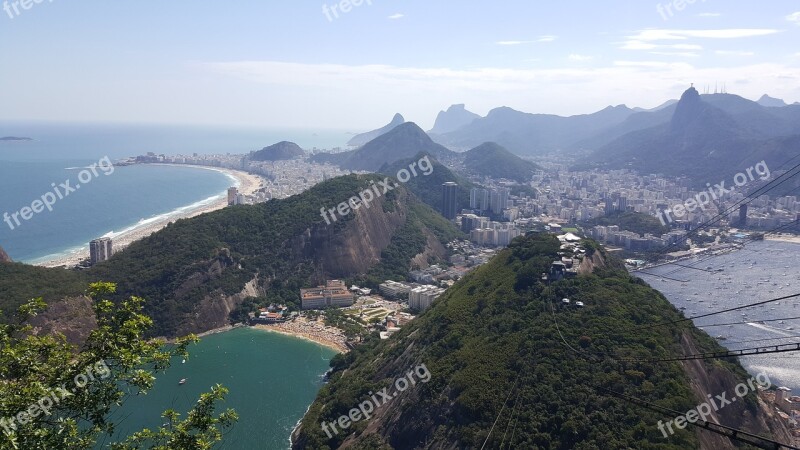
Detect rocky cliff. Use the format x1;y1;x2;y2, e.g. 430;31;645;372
0;245;11;263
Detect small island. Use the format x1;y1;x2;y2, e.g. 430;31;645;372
0;136;33;141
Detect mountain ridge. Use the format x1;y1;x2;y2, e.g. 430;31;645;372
347;113;405;147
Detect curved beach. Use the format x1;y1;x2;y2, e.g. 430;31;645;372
253;317;349;354
36;165;264;268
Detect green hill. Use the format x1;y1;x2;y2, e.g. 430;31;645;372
293;233;782;449
463;142;541;182
0;176;461;337
379;152;478;214
585;211;670;237
250;141;305;161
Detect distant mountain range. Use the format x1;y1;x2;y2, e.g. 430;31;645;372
431;104;637;154
347;113;405;147
0;136;32;141
758;94;788;108
583;87;800;188
250;141;305;161
429;104;480;135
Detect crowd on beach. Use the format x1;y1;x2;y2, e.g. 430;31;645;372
255;317;349;353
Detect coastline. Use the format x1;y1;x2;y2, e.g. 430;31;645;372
765;233;800;245
252;319;349;354
35;165;264;268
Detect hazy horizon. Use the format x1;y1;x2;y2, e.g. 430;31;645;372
1;1;799;130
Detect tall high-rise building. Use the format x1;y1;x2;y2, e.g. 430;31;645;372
442;182;458;220
470;188;489;212
490;188;510;215
227;187;239;206
617;196;628;212
604;197;615;215
739;204;748;227
90;238;113;265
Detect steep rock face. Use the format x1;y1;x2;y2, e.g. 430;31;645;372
0;246;11;263
297;192;410;278
172;188;448;336
177;276;261;336
29;296;96;345
430;104;480;135
678;331;794;449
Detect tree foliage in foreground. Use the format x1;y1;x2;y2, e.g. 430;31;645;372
0;282;237;450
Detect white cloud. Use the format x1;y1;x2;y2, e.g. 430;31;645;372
620;41;702;50
388;13;404;20
537;35;558;42
496;40;532;46
716;50;755;56
788;12;800;24
649;51;700;58
568;54;593;61
629;28;780;41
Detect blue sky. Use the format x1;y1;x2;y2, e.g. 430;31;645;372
1;1;798;130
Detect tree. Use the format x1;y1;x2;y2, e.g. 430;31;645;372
0;282;237;450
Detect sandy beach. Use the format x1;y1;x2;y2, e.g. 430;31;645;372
766;233;800;245
253;318;349;354
36;164;265;268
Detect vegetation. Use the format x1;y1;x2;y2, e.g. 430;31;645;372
0;283;236;449
379;152;477;213
294;234;753;449
463;142;541;182
585;211;671;237
0;176;460;338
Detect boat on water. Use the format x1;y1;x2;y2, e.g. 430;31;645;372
179;378;187;385
715;335;727;341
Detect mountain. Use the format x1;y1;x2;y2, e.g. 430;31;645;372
379;153;477;213
0;246;11;263
429;104;480;135
332;122;456;172
293;234;791;448
462;142;541;182
347;113;405;147
250;141;305;161
0;176;461;337
757;94;788;108
0;136;32;141
585;87;800;186
433;105;635;155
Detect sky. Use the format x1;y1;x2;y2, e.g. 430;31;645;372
1;0;799;131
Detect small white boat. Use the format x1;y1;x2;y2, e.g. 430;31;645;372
179;378;187;385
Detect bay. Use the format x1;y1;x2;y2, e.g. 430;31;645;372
97;327;336;449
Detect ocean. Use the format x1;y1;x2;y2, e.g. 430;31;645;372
96;327;337;449
0;121;349;262
638;240;800;392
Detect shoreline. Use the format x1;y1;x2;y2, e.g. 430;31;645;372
34;164;265;268
765;233;800;245
252;320;349;354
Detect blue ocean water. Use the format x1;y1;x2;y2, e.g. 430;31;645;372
0;121;348;262
96;327;336;450
639;240;800;391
